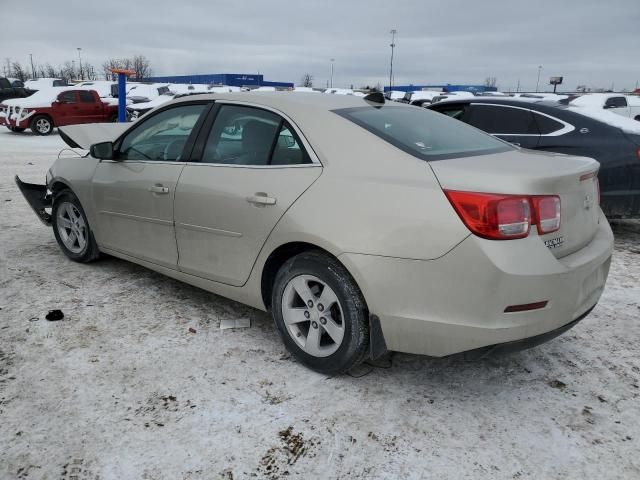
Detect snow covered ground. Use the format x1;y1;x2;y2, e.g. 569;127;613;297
1;128;639;480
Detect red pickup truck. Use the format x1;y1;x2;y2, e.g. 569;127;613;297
0;88;118;135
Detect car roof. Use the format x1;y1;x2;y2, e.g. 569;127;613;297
170;91;401;114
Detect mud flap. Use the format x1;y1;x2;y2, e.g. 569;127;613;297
14;175;52;226
369;314;388;360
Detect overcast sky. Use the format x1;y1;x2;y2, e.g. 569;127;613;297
1;0;638;91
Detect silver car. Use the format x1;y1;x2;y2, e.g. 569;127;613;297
16;92;613;373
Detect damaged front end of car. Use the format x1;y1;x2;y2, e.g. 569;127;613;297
15;175;52;225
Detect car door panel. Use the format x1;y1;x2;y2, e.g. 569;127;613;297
92;161;184;267
90;102;209;268
52;91;80;126
174;165;321;285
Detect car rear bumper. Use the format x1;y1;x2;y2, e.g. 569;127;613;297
339;212;614;357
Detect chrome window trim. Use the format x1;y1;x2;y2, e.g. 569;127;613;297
470;103;575;137
181;162;321;169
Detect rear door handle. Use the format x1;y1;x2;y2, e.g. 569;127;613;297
247;193;276;206
149;185;170;194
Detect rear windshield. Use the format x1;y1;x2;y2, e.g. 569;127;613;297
334;106;511;161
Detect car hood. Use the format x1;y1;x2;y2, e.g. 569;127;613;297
58;123;130;149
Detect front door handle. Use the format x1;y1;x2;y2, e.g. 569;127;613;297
149;184;170;194
247;193;276;206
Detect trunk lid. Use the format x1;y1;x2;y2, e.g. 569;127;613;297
430;149;601;258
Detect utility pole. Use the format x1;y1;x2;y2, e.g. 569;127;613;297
29;53;35;79
330;58;334;88
536;65;542;92
516;79;520;92
77;48;83;80
389;29;397;91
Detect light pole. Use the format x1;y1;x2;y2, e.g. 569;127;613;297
29;53;35;79
389;29;397;91
330;58;334;88
77;47;83;80
535;65;542;93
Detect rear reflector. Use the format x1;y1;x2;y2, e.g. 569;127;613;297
504;301;548;313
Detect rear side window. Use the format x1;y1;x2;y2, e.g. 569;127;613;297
58;91;77;103
79;91;95;103
435;104;467;120
467;105;538;135
334;106;510;161
605;96;627;108
202;104;311;166
534;113;565;134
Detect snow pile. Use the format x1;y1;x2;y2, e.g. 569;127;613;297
23;78;65;90
76;81;116;98
567;96;640;134
127;94;175;111
0;87;76;108
168;84;209;95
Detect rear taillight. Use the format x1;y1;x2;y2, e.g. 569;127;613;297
444;190;562;240
444;191;531;240
532;196;561;234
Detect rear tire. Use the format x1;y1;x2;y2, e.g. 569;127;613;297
52;190;100;263
31;115;53;135
271;251;369;374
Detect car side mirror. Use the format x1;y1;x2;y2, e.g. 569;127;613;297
90;141;114;160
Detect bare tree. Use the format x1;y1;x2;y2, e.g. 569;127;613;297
484;76;497;88
84;63;97;80
132;55;151;80
102;58;121;81
299;73;313;87
58;61;77;83
11;62;26;81
45;64;57;78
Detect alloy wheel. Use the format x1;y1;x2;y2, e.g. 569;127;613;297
36;118;51;134
56;202;87;254
281;274;345;357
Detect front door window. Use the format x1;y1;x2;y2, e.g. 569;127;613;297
118;104;207;161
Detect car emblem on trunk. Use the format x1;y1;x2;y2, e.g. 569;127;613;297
584;194;594;210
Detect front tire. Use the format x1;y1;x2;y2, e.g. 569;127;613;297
52;190;100;263
31;115;53;136
271;251;369;374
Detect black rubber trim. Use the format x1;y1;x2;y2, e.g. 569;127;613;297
460;304;597;360
15;175;52;226
369;314;388;360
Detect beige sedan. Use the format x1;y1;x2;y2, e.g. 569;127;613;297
16;92;614;373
